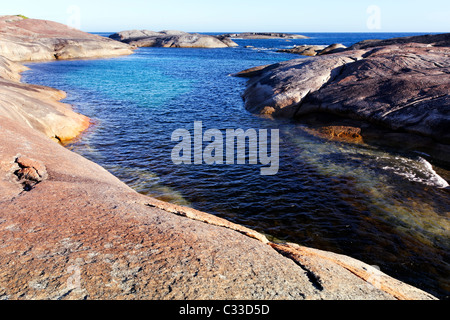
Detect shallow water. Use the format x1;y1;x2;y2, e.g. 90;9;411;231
22;33;450;299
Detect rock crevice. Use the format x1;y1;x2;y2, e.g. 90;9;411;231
13;155;48;191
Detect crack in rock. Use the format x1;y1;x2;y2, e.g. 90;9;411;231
12;155;48;191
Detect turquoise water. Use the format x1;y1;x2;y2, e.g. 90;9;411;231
23;33;449;299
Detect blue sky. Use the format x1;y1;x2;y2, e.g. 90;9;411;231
2;0;449;32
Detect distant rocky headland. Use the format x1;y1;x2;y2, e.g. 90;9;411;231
237;33;450;166
219;32;309;39
0;15;438;300
0;15;133;61
109;31;311;48
110;29;238;48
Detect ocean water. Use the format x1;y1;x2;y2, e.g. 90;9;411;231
22;33;450;299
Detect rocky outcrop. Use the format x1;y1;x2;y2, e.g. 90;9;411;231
240;51;365;117
0;15;132;142
0;115;437;300
0;56;89;143
0;15;133;61
0;21;438;299
302;45;450;145
348;33;450;50
277;45;327;56
220;32;309;39
318;43;347;55
215;35;241;47
110;30;238;48
277;44;347;56
238;36;450;164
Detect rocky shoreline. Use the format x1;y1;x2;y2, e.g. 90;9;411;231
109;31;312;49
0;16;438;300
237;33;450;166
219;32;309;39
0;15;133;61
110;29;238;48
277;43;347;56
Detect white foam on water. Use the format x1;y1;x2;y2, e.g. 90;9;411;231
382;156;449;189
418;157;449;188
251;47;272;51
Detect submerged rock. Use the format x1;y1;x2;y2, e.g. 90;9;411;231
110;29;238;48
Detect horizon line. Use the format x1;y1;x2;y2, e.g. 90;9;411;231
87;30;447;34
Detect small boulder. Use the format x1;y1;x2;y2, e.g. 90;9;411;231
318;43;347;55
277;45;327;56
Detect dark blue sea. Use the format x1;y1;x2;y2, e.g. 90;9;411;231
22;32;450;299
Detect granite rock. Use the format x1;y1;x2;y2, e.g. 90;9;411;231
0;56;89;143
220;32;309;39
0;23;438;300
348;33;450;50
0;114;437;300
110;29;238;48
0;15;133;61
277;45;327;56
238;35;450;162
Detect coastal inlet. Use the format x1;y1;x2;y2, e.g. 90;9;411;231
22;33;450;299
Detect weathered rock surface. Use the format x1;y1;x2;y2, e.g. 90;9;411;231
220;32;309;39
0;116;437;300
240;50;365;117
318;43;347;55
302;45;450;145
0;15;133;61
349;33;450;50
0;56;89;143
215;35;240;47
0;22;438;300
278;44;347;56
238;35;450;163
277;45;327;56
110;30;238;48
